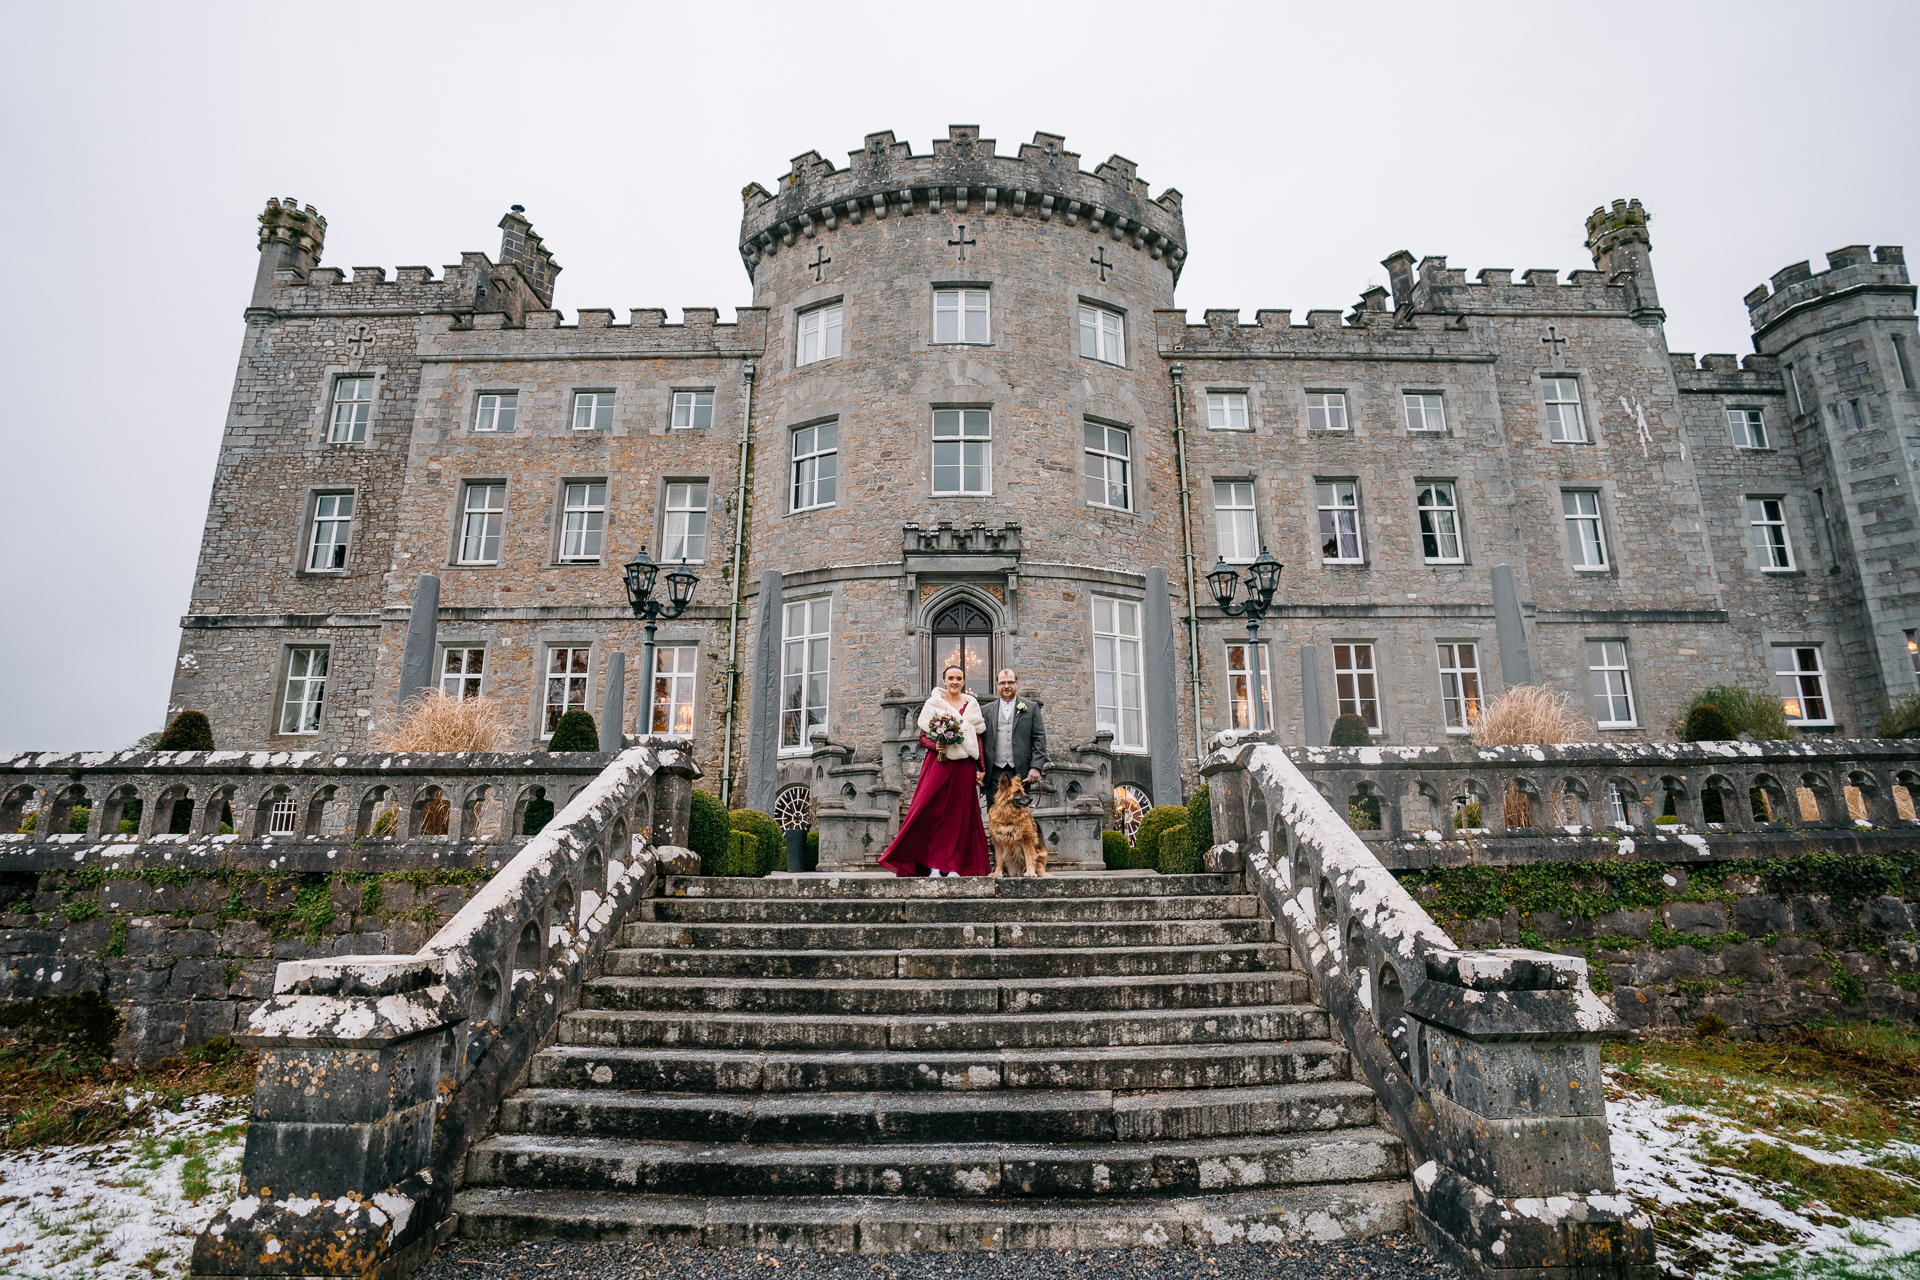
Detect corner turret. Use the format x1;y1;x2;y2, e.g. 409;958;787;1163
1584;198;1662;321
497;206;562;308
251;197;326;309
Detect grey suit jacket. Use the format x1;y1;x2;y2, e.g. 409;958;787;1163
980;697;1047;775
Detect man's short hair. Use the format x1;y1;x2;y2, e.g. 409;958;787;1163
996;668;1018;682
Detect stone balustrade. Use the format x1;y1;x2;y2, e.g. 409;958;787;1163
187;742;698;1280
1203;730;1655;1280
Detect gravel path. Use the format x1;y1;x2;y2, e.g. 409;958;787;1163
418;1234;1453;1280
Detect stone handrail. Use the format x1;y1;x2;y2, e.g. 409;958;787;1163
1203;730;1654;1280
188;743;699;1280
1283;739;1920;852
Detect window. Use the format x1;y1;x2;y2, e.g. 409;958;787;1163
780;598;832;752
663;482;709;562
1894;335;1916;390
543;647;592;736
1774;646;1831;725
1333;644;1380;731
1213;482;1258;562
1079;305;1125;365
1207;393;1249;431
934;289;990;343
441;647;485;699
1562;491;1608;569
1092;596;1145;751
268;795;299;836
1906;630;1919;682
458;483;506;564
1416;483;1463;563
651;646;697;737
474;392;517;433
572;392;614;432
1306;392;1348;432
1543;377;1587;442
1785;363;1804;415
1727;408;1768;449
1851;399;1867;431
1403;393;1446;433
798;304;842;365
671;391;714;430
932;409;991;495
1608;784;1631;826
1225;641;1272;730
1436;643;1481;733
1747;497;1794;570
279;647;328;734
790;422;838;511
1587;641;1635;728
559;483;606;562
1083;421;1132;510
328;376;373;443
307;492;354;570
1317;482;1363;562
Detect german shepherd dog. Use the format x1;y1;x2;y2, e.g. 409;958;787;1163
988;775;1048;877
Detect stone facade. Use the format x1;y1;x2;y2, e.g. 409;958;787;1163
169;133;1920;834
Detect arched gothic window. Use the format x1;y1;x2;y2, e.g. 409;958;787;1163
930;601;994;701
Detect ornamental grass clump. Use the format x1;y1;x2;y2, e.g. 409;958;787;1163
372;690;510;752
1468;684;1590;746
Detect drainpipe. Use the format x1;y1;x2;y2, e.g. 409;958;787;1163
1168;363;1207;767
718;357;757;807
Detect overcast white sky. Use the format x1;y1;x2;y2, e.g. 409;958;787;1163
2;0;1915;752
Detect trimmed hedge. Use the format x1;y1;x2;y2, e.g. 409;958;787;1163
730;809;785;876
1186;784;1213;855
1157;823;1201;875
1329;714;1371;747
1135;804;1189;873
709;830;762;877
805;830;820;871
154;710;214;752
1102;830;1131;870
548;709;600;752
1681;703;1736;742
688;789;730;867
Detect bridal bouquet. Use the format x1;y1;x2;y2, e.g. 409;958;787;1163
924;713;966;750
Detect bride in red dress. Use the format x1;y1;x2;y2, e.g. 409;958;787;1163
877;664;992;877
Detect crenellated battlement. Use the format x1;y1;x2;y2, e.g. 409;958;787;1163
1744;245;1910;334
438;306;768;354
1669;351;1782;394
1152;306;1483;359
1408;255;1631;316
736;125;1188;283
257;197;326;256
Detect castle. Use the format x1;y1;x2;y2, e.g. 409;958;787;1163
171;125;1920;819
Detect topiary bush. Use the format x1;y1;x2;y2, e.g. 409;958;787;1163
805;830;820;871
1878;692;1920;739
154;710;214;752
1329;714;1371;746
547;709;600;752
1134;804;1189;873
522;792;554;835
1671;686;1792;742
709;830;761;877
1102;830;1131;870
688;789;730;867
1681;702;1736;742
1156;823;1201;875
730;809;784;876
1186;783;1212;856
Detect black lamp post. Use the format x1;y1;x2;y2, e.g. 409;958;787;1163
1207;546;1284;733
624;547;698;735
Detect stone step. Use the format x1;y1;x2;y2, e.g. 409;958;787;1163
560;1004;1330;1053
465;1124;1405;1199
580;972;1306;1017
531;1040;1355;1095
604;942;1292;981
618;919;1274;952
495;1082;1380;1147
452;1181;1414;1251
650;895;1258;925
663;873;1245;900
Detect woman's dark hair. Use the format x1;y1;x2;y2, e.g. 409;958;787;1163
942;663;968;681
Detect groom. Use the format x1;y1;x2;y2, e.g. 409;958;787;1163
980;668;1047;803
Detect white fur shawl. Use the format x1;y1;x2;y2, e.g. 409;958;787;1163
918;689;985;761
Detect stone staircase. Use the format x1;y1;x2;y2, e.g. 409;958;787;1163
454;872;1411;1251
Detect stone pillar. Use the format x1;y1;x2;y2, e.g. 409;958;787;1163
1491;565;1533;687
810;737;891;870
745;571;784;814
1299;644;1327;745
599;651;626;750
1143;567;1184;803
1406;949;1654;1280
192;956;462;1280
397;574;441;709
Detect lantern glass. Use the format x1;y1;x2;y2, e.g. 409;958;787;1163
1206;559;1240;610
623;550;658;612
666;561;698;610
1249;548;1283;601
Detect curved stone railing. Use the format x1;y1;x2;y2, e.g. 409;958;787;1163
1203;731;1653;1280
188;743;698;1280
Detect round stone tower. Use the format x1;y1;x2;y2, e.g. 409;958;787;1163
735;126;1190;807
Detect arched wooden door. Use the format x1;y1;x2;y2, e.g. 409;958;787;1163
930;601;994;702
